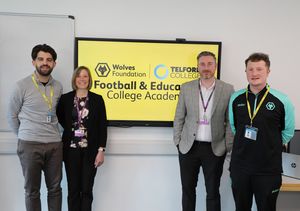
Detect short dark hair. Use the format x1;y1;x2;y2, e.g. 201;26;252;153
31;44;57;61
245;53;270;68
71;66;93;90
197;51;216;62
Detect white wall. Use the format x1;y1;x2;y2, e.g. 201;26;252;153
1;0;300;210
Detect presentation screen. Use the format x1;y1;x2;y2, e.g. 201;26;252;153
76;38;221;126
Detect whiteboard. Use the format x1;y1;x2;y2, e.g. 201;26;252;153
0;12;75;131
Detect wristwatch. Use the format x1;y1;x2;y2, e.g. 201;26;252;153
98;147;105;152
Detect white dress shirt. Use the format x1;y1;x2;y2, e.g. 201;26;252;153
195;80;215;142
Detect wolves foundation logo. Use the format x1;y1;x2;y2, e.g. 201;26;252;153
95;63;111;77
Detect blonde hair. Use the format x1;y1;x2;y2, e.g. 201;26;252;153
71;66;93;90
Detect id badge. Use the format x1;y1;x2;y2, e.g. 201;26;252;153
244;125;258;141
199;114;209;125
199;119;209;125
74;129;85;137
46;111;53;123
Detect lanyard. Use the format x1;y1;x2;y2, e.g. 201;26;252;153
199;83;215;113
31;74;54;110
246;85;270;126
75;96;88;124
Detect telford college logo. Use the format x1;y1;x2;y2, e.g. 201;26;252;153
153;64;198;80
95;63;111;77
154;64;169;80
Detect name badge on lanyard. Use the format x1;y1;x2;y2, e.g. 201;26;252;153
199;81;215;126
199;114;209;125
31;74;54;124
244;125;258;141
46;111;54;123
74;129;85;137
244;85;270;141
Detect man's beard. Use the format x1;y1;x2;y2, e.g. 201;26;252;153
201;70;214;79
36;65;53;76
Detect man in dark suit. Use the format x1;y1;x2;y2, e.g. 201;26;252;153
174;51;234;211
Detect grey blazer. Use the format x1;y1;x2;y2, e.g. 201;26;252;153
173;79;234;156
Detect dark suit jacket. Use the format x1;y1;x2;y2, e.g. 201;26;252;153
56;90;107;161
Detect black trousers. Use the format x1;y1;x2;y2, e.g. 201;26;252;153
64;148;97;211
230;167;282;211
179;141;225;211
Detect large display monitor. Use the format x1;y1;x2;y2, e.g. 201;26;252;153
75;38;221;126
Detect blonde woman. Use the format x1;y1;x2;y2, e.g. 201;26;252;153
57;66;107;211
